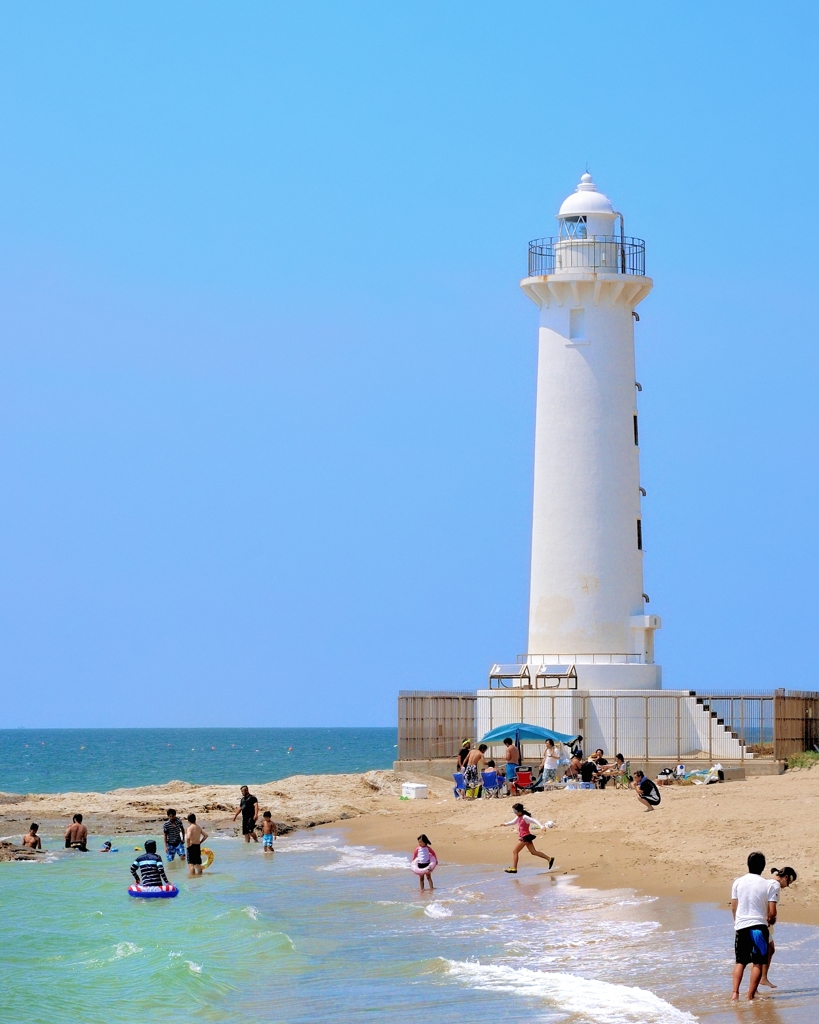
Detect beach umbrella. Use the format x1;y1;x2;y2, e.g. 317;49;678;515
480;723;579;745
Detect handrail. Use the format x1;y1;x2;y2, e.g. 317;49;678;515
528;235;646;277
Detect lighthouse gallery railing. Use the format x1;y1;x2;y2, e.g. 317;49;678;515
528;236;646;277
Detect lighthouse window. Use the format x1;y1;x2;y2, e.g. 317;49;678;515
559;216;587;239
569;308;585;339
633;414;639;446
637;519;643;550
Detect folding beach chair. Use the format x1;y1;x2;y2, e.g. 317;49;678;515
453;772;466;799
613;761;631;789
480;770;503;798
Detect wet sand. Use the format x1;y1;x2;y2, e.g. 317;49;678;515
2;765;817;923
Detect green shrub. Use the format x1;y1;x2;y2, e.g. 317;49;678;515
786;750;819;771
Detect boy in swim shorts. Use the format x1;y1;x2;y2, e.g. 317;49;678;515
163;808;186;863
261;811;277;852
185;813;208;877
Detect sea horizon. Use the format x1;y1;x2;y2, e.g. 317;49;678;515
0;727;398;795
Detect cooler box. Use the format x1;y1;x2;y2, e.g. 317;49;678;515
402;782;428;800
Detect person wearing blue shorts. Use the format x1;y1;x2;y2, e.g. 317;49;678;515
261;810;277;853
163;808;186;862
503;737;520;795
731;851;779;1002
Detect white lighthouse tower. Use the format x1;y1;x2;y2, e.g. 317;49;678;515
518;173;661;689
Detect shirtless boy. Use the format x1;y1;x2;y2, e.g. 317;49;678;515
463;743;488;798
64;814;88;851
22;823;41;850
185;813;208;876
260;810;277;853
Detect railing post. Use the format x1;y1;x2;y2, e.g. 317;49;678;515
645;695;649;765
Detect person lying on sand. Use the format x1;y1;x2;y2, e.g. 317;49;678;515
22;823;41;850
64;814;88;851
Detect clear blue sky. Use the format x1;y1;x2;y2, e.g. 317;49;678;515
1;3;817;727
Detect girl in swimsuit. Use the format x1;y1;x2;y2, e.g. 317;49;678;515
411;834;438;891
500;803;555;874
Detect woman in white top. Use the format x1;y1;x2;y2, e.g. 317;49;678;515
760;866;797;989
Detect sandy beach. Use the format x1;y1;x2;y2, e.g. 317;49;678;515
2;766;817;924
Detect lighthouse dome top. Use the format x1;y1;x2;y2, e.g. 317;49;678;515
558;173;616;217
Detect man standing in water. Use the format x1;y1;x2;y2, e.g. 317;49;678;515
233;786;259;842
731;851;778;1002
64;813;88;851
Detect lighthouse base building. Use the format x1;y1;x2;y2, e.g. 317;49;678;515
396;176;814;777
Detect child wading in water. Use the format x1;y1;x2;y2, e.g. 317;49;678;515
500;803;554;874
412;834;437;891
261;811;277;853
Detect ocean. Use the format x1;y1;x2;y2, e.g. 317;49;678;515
0;727;398;793
1;828;818;1024
2;729;818;1022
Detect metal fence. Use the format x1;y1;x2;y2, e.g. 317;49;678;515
398;691;476;761
397;688;819;765
528;235;646;277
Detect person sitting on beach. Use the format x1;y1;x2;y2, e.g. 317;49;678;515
599;753;627;783
564;754;582;780
590;749;610;788
233;786;260;843
64;814;88;852
130;840;170;888
22;823;41;850
503;738;521;795
579;759;598;786
185;814;208;876
163;808;186;863
632;770;661;811
761;866;797;989
261;811;277;853
464;744;489;798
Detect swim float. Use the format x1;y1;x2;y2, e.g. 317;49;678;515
200;847;214;870
411;853;438;877
128;884;179;898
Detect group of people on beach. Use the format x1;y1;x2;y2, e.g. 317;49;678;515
456;736;660;810
20;785;280;886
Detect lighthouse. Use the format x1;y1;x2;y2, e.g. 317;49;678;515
518;173;661;689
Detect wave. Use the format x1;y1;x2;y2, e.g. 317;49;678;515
445;961;698;1024
317;844;410;873
424;902;453;919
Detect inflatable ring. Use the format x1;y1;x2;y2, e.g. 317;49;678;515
200;847;214;870
411;854;438;877
128;884;178;898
